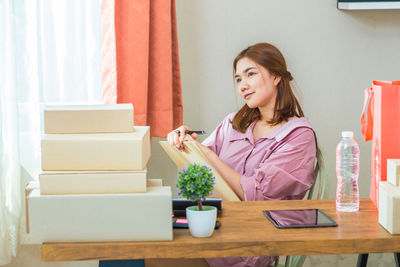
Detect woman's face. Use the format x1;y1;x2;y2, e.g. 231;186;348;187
235;57;281;110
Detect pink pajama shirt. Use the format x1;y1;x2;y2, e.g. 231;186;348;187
202;113;317;267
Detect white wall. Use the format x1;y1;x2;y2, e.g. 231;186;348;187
153;0;400;201
5;0;400;266
150;0;400;266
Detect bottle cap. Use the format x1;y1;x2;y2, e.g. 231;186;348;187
341;131;354;138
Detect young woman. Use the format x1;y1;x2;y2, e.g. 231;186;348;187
167;42;318;267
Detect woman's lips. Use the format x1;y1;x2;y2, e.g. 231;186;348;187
244;92;254;99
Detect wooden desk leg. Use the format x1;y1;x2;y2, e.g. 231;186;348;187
395;253;400;267
357;254;368;267
99;259;144;267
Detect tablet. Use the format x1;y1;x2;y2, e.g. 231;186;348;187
263;209;337;228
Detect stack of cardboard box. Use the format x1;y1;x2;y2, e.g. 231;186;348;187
26;104;172;242
378;159;400;234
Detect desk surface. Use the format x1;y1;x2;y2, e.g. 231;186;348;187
41;199;400;261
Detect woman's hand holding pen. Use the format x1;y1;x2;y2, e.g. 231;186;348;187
167;125;244;200
167;125;197;150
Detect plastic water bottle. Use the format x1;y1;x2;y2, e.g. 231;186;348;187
336;131;360;212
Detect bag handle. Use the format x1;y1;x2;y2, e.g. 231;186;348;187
373;80;400;86
361;87;374;141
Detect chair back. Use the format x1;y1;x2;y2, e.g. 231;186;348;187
279;146;328;267
306;145;327;200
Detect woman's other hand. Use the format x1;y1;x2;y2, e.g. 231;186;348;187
167;125;198;150
190;138;212;158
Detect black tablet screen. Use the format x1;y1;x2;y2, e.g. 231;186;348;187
263;209;337;228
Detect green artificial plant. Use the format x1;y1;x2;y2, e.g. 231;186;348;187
176;163;215;211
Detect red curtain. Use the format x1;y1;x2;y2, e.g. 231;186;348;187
107;0;183;137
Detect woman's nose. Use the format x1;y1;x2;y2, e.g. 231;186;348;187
240;81;249;92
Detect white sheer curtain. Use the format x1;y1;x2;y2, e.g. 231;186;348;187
0;1;21;264
0;0;103;264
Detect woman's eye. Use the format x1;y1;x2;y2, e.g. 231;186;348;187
248;72;255;77
236;78;242;83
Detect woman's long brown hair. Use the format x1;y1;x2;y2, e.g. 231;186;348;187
232;43;304;132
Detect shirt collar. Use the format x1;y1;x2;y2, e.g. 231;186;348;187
273;117;313;142
228;119;257;142
228;117;313;143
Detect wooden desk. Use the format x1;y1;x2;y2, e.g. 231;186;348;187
41;199;400;261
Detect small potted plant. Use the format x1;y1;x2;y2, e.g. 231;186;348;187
176;163;216;237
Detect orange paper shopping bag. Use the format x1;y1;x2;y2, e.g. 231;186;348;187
361;80;400;208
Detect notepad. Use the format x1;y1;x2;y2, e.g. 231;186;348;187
159;141;240;201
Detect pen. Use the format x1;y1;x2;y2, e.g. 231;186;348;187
174;130;207;135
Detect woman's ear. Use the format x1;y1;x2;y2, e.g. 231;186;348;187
273;75;282;86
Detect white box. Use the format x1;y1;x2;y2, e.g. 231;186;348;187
41;126;150;171
379;181;400;235
39;170;147;194
387;159;400;187
27;186;172;242
44;104;134;134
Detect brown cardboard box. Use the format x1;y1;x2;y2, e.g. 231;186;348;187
41;126;150;171
379;181;400;234
39;169;147;194
44;104;134;134
27;186;172;242
387;159;400;187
